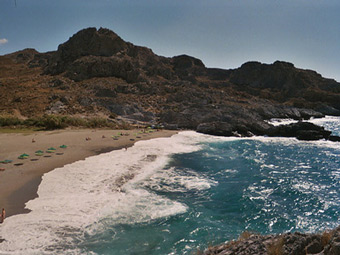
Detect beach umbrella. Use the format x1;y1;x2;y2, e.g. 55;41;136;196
18;153;29;159
0;159;12;164
35;150;44;156
47;147;56;151
59;145;67;148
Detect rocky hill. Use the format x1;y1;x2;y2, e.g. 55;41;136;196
1;27;340;139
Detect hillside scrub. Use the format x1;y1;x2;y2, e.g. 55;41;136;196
0;114;116;130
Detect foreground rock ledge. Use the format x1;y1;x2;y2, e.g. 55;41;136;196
203;226;340;255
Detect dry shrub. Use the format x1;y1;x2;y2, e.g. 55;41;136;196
238;231;253;240
321;230;334;247
267;236;285;255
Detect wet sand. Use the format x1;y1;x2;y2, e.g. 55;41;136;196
0;128;177;217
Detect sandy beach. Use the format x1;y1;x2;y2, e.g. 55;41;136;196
0;128;177;218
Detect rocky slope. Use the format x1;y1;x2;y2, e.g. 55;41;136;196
1;27;340;140
203;225;340;255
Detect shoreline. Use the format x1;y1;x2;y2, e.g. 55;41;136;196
0;128;177;218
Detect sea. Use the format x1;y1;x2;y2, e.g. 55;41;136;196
0;116;339;255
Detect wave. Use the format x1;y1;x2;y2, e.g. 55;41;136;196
0;115;339;254
0;132;201;254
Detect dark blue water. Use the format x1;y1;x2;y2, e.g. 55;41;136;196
85;133;340;254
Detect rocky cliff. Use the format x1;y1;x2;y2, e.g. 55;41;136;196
1;27;340;140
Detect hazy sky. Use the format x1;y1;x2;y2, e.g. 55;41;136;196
1;0;339;81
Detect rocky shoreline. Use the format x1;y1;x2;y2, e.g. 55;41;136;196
2;28;340;144
196;120;340;142
203;225;340;255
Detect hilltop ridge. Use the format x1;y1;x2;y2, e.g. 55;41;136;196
1;27;340;140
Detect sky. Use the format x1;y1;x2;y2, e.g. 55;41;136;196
1;0;340;81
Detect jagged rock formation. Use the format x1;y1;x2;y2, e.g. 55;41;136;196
203;225;340;255
230;61;340;116
42;28;172;83
1;27;340;140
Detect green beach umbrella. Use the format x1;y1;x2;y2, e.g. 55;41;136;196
35;150;44;156
59;145;67;148
0;159;12;164
18;153;29;159
47;147;56;151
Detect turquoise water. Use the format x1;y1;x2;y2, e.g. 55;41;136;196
0;117;339;254
85;138;340;254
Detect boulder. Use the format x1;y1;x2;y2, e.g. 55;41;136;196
204;226;340;255
268;122;332;141
196;122;234;136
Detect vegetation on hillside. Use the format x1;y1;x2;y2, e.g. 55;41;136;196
0;114;121;130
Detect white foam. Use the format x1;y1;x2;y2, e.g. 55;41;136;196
309;115;340;124
267;116;340;136
1;121;339;253
247;185;274;201
308;115;340;136
142;167;217;193
266;118;298;126
0;131;201;254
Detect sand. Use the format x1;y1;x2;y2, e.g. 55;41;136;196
0;128;177;217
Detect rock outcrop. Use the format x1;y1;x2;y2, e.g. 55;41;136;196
268;121;332;141
230;61;340;115
203;225;340;255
